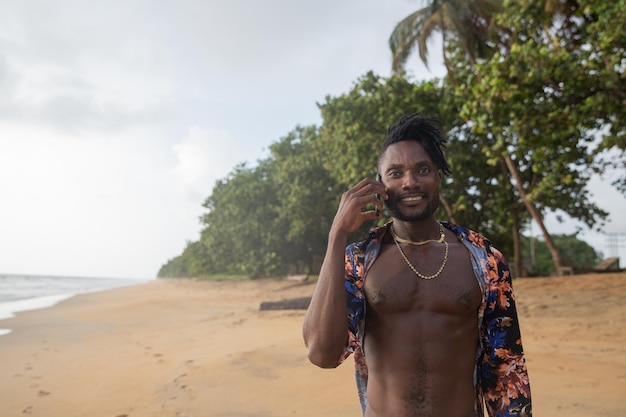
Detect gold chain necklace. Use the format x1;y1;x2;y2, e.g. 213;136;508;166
391;224;449;280
389;223;445;245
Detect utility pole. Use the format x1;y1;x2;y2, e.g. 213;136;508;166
606;232;626;259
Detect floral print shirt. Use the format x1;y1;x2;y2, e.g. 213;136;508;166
338;222;532;417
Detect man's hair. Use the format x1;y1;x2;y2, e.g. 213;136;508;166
378;113;450;175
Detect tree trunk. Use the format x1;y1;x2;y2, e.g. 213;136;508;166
439;194;457;224
503;153;565;269
511;213;523;278
496;156;524;277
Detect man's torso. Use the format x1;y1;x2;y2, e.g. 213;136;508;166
362;230;482;417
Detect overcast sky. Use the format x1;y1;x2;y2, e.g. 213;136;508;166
1;1;624;279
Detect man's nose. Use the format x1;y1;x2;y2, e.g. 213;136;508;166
401;172;420;189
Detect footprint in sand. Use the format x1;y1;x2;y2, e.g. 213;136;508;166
227;318;246;328
173;373;187;385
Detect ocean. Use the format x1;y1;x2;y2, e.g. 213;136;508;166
0;273;151;336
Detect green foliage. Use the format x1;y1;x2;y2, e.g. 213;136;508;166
159;0;624;278
522;234;602;276
318;71;523;254
318;72;447;190
199;161;283;278
317;72;456;239
391;0;622;272
440;65;528;251
157;240;210;278
389;0;504;70
457;2;610;229
578;0;626;192
158;126;338;279
267;126;340;274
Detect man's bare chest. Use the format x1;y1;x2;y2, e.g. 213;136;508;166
364;242;482;316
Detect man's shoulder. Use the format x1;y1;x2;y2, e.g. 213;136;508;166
346;225;387;256
444;222;510;272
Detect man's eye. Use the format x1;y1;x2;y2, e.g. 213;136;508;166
418;167;431;174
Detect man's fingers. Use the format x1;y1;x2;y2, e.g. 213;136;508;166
333;178;386;233
349;178;387;200
362;208;382;221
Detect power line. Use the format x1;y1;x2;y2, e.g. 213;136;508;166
606;232;626;258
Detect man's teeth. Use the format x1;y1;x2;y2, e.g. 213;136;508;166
402;196;423;202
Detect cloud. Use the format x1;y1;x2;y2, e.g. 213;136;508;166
0;0;445;279
173;127;256;201
3;0;618;279
0;51;177;133
0;123;200;279
0;2;179;133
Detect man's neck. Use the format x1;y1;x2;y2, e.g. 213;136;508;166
391;218;441;243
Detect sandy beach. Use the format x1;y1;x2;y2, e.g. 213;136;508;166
0;272;625;417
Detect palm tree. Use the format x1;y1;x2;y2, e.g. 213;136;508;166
389;0;503;72
389;1;588;275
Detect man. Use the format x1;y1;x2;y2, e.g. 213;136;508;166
303;114;531;417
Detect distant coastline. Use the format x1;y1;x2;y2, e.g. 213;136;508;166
0;274;150;335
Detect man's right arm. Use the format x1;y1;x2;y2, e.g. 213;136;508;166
302;178;385;368
302;229;350;368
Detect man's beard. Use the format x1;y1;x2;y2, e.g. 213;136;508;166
384;190;440;222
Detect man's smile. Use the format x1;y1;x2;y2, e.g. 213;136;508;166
399;194;424;203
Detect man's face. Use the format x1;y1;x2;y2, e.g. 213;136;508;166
378;140;441;222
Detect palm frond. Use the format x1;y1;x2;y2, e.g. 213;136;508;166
390;8;437;71
390;0;505;71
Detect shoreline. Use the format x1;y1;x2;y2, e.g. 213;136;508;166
0;273;625;417
0;276;152;334
0;293;76;336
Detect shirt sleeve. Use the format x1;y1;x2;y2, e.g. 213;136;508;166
337;243;366;366
479;244;532;417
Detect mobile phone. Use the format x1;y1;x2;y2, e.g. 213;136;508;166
375;174;382;216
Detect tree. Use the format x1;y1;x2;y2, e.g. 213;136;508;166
389;0;540;273
456;0;614;270
577;0;626;192
199;161;284;278
318;72;448;189
391;0;624;272
522;233;602;276
317;71;526;263
267;126;339;274
389;0;503;71
441;116;531;274
317;72;456;239
158;240;209;278
159;126;340;279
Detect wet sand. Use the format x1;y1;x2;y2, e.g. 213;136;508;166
0;272;624;417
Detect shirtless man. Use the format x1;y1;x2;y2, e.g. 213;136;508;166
303;114;531;417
